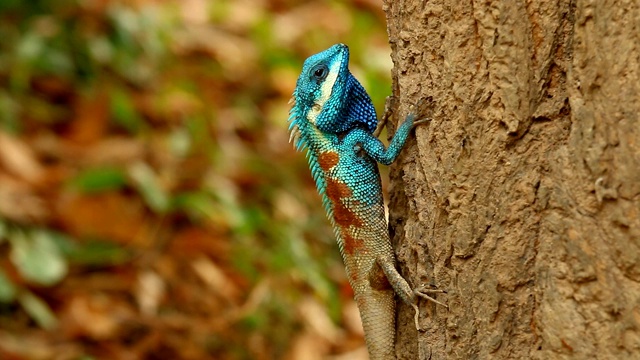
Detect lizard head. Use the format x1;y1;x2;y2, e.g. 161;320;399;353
289;44;377;147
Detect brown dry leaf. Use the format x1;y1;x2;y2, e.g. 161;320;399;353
273;3;351;46
342;300;364;336
0;132;44;183
220;0;265;32
161;89;203;120
173;26;257;80
55;192;150;246
178;0;209;24
32;133;144;168
136;270;165;316
0;330;57;360
169;226;229;260
0;173;48;222
81;137;146;166
270;67;299;98
298;296;342;344
273;189;309;223
331;347;369;360
236;279;269;319
285;331;330;360
191;256;240;304
29;132;68;164
61;293;135;340
66;91;109;144
60;265;137;294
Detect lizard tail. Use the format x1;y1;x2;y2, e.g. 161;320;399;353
356;289;397;360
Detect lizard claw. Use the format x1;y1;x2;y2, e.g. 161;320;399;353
412;117;432;129
411;285;448;331
409;96;435;130
411;96;434;117
415;285;448;308
411;303;424;331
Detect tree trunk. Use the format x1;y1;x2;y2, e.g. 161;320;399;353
383;0;640;359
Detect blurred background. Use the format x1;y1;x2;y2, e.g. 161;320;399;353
0;0;394;358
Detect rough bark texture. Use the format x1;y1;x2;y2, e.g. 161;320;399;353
382;0;640;359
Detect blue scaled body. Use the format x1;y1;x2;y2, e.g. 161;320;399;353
289;44;423;360
289;44;416;207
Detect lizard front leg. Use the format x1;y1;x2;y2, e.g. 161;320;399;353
374;97;435;139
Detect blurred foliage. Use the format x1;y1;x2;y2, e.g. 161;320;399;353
0;0;392;358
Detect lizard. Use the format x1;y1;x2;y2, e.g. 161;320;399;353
288;43;447;359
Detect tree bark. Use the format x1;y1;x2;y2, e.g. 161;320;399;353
383;0;640;359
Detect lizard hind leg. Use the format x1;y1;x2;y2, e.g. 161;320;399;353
376;256;447;330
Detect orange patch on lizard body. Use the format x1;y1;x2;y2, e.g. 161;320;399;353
342;232;365;257
318;151;339;171
326;178;362;228
325;176;365;257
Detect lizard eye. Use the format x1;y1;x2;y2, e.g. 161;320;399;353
311;64;328;82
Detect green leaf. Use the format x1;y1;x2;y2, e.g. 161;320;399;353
66;240;131;266
18;290;57;330
173;191;217;221
129;162;170;213
69;167;127;193
9;229;68;286
0;218;6;243
169;127;191;158
0;90;20;133
46;231;130;266
16;32;44;62
109;88;143;133
0;270;16;303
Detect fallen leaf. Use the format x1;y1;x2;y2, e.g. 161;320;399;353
55;191;150;246
9;229;67;286
136;270;165;316
0;132;44;183
192;256;240;303
61;293;135;340
297;296;342;344
0;174;48;223
67;91;109;144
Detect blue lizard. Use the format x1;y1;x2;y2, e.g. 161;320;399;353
289;43;446;360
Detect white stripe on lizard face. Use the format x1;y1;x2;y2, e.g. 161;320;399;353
307;60;341;125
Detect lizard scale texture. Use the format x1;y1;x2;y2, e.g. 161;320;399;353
289;44;421;360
